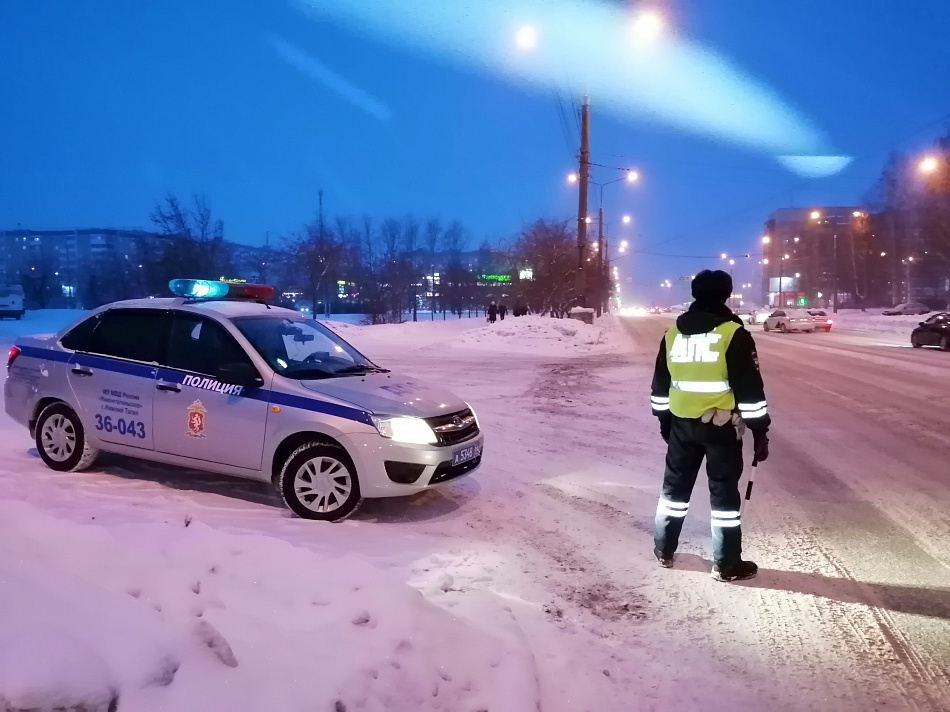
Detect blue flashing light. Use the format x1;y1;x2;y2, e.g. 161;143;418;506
169;279;231;299
168;279;275;301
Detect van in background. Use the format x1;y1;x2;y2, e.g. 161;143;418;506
0;285;25;319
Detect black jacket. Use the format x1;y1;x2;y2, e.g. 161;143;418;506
651;301;770;432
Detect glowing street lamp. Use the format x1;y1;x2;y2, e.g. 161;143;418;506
622;215;632;224
620;240;629;248
626;170;640;183
516;25;538;50
761;236;771;244
919;156;939;175
810;210;821;220
720;253;727;260
567;172;578;184
632;10;664;41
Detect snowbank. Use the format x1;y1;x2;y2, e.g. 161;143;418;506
828;310;928;338
451;314;628;356
0;500;538;712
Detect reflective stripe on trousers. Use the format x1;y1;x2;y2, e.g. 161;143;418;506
711;510;741;528
657;497;688;518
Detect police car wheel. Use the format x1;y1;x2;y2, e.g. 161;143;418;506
279;443;362;522
35;403;99;472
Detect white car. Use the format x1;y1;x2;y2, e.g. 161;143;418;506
5;279;484;522
882;302;930;316
762;309;816;333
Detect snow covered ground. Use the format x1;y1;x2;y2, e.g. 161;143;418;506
2;309;949;711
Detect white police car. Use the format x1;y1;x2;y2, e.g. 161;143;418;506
4;280;483;521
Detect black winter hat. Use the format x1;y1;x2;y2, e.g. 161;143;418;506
691;270;733;304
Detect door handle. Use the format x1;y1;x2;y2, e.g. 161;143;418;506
71;366;93;377
156;382;181;393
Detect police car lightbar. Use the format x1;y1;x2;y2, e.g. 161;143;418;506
169;279;274;301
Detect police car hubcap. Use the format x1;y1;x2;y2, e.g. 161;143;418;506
42;415;76;462
294;456;352;513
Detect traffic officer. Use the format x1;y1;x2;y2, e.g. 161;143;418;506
649;270;770;582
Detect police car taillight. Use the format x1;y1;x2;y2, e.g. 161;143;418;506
7;346;20;370
168;279;275;301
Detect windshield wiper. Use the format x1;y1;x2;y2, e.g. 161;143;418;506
333;365;390;376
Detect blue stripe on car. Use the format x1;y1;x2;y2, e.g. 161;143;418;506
16;345;373;427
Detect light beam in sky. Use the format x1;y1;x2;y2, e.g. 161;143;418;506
294;0;850;177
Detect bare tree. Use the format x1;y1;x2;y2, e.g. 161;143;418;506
511;220;576;316
149;193;228;289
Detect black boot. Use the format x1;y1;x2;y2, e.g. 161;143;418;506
711;560;757;582
654;548;674;569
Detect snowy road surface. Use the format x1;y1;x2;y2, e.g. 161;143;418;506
1;311;949;711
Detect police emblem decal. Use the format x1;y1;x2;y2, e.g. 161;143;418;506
187;400;207;438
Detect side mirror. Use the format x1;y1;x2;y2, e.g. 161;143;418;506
216;362;264;389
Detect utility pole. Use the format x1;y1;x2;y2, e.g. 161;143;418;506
597;205;605;317
832;227;839;314
318;189;330;319
575;97;591;308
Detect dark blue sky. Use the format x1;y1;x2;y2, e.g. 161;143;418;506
2;1;948;302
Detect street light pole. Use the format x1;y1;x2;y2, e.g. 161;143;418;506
597;203;605;317
779;256;784;308
575;97;591;308
832;229;838;314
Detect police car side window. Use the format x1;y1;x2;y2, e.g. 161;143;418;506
60;315;101;351
165;314;254;376
86;310;167;363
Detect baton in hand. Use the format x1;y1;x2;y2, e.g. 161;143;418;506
741;458;758;517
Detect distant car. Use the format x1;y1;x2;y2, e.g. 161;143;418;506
883;302;930;316
762;309;816;333
911;313;950;350
0;285;25;320
807;310;833;332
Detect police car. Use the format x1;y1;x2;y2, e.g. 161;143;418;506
4;280;484;521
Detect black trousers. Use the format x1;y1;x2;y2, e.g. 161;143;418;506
654;416;744;565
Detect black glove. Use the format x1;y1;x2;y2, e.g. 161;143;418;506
752;430;770;464
659;413;672;444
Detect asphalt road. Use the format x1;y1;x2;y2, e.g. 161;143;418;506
620;316;950;709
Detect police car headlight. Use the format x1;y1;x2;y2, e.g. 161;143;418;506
464;401;480;429
372;416;438;445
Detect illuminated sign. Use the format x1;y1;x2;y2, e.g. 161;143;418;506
519;269;534;281
219;277;247;283
480;274;511;283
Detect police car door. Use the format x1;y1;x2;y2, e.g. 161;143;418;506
66;309;165;450
153;312;268;470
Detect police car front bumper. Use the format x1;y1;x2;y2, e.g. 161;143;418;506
346;432;484;497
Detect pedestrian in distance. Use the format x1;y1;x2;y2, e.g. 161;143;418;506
499;303;508;321
649;270;771;582
487;301;498;324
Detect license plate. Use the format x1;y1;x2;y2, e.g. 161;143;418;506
452;442;482;467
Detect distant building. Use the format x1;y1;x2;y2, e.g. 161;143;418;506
0;228;268;308
762;207;950;309
762;208;894;309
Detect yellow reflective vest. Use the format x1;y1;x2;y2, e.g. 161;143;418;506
664;322;740;418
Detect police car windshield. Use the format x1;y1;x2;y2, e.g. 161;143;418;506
233;316;381;380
